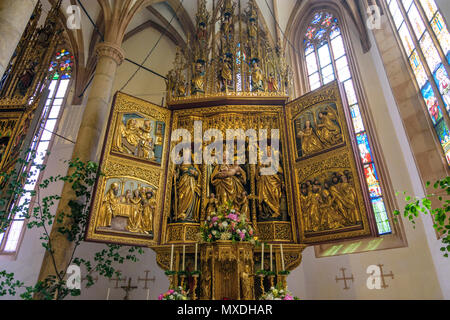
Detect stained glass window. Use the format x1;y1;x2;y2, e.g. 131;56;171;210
0;48;73;255
49;49;74;80
302;12;392;235
386;0;450;165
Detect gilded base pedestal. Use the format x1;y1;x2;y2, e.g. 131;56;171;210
200;241;254;300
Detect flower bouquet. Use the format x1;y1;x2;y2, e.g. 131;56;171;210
158;287;189;300
259;283;298;300
200;204;257;243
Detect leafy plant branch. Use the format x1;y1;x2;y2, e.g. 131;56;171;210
394;176;450;258
0;152;145;299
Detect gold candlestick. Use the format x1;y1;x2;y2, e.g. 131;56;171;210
278;274;287;290
179;274;186;290
192;274;199;300
258;274;265;295
169;273;177;290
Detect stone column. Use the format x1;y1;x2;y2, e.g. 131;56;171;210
0;0;38;79
35;42;125;292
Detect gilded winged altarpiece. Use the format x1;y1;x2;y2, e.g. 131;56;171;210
0;2;62;212
86;0;378;300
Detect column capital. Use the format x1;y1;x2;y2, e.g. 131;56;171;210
95;41;125;65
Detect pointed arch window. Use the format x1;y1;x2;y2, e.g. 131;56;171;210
386;0;450;165
0;49;73;256
302;12;391;235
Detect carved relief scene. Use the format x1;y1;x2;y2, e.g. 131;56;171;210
112;113;166;165
294;102;343;159
96;177;158;238
299;169;362;233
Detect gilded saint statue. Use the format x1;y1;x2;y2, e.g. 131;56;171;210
220;55;233;92
97;183;120;228
256;147;284;220
240;264;254;300
115;119;140;155
267;73;279;92
174;163;201;221
191;61;206;95
211;158;248;208
141;189;156;234
316;107;342;147
205;193;219;220
127;189;144;233
320;182;345;230
297;120;324;157
139;120;156;160
339;174;359;224
251;60;264;92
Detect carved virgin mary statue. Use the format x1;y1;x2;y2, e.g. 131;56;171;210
210;154;248;208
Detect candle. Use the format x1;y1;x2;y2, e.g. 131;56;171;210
280;244;285;271
106;288;110;301
146;289;150;301
270;244;273;272
261;243;264;270
170;244;174;271
194;243;198;271
182;245;186;271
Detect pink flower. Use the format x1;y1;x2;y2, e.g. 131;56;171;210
239;232;245;240
249;229;253;236
158;294;164;300
208;234;212;239
228;214;238;221
168;290;174;294
212;216;219;223
284;295;293;300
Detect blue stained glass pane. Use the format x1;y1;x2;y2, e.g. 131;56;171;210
432;64;450;114
421;81;444;124
434;121;450;165
314;28;327;40
312;13;323;24
372;198;392;235
435;119;450;145
364;163;382;198
357;132;373;164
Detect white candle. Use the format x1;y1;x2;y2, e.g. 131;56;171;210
106;288;110;301
170;244;174;271
270;244;273;272
146;289;150;301
182;245;186;271
261;243;264;270
194;243;198;271
280;244;285;271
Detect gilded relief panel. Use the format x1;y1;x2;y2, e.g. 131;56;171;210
86;92;171;246
286;82;376;244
